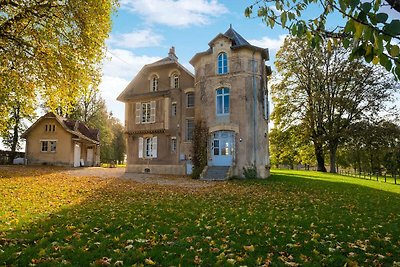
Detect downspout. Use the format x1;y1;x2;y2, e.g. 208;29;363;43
252;52;257;165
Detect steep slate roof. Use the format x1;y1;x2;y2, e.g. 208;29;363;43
190;25;269;65
222;26;251;47
21;112;100;144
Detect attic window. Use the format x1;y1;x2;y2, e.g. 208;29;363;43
173;73;179;88
151;75;158;92
217;52;228;74
45;124;56;132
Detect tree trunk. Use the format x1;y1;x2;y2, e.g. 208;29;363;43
8;107;20;164
314;142;327;172
329;143;338;173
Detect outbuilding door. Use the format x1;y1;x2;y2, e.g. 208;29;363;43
87;148;94;166
211;131;234;166
74;143;81;167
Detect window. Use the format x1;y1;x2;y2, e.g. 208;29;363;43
172;102;177;116
217;52;228;74
45;124;56;132
136;101;156;124
41;140;57;152
151;76;158;92
216;88;230;115
186;119;194;141
142;103;151;123
171;137;177;152
50;141;57;152
187;93;194;108
41;141;48;152
138;136;157;159
171;73;179;88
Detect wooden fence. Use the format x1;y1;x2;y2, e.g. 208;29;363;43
338;169;399;185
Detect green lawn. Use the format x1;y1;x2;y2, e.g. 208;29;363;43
1;167;400;266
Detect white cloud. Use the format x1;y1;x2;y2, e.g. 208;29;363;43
248;34;287;51
100;48;162;121
120;0;228;27
108;29;164;49
103;48;162;81
99;76;129;122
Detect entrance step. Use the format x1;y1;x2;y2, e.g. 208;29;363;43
202;166;230;181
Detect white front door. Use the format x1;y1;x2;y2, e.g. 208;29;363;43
74;143;81;167
211;131;234;166
87;148;93;166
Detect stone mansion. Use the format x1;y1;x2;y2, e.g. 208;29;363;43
117;26;271;178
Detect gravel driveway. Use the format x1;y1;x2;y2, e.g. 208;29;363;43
65;167;212;187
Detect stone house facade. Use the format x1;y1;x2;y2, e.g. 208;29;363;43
118;26;271;177
22;112;100;167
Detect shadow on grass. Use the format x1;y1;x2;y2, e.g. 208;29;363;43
1;170;400;266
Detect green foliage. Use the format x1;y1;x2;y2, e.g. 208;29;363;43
243;164;258;179
191;120;208;179
338;120;400;175
272;36;398;173
2;167;400;265
246;0;400;79
269;125;315;168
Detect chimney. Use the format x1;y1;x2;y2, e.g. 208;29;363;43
168;46;178;61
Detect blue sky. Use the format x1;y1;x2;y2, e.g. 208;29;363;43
100;0;288;121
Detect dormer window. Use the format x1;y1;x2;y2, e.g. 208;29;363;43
170;72;179;88
217;52;228;74
151;75;158;92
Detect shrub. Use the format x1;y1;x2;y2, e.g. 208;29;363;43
243;164;257;179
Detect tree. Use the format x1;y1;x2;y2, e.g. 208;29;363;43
269;125;315;169
272;36;398;172
69;90;126;164
0;63;36;160
0;0;117;138
192;120;209;179
246;0;400;78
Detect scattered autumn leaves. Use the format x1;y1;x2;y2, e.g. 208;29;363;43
1;166;400;266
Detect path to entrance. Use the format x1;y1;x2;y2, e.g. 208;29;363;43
65;167;213;188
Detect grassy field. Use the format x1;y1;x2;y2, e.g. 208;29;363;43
1;167;399;266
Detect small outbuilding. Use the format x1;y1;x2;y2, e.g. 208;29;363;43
21;112;100;167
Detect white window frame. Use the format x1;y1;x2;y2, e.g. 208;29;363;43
138;136;157;159
171;137;177;152
49;141;57;152
136;101;156;124
142;103;151;123
41;141;48;152
217;52;228;74
173;74;179;88
172;102;177;116
216;87;230;115
151;76;158;92
40;140;57;152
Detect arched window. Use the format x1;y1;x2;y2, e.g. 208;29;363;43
171;72;179;88
216;88;230;115
151;76;158;92
217;52;228;74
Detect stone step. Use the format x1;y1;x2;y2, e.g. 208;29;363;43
202;166;230;181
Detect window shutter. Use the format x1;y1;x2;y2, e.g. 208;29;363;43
138;137;143;158
150;101;156;123
135;103;141;124
152;136;157;158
